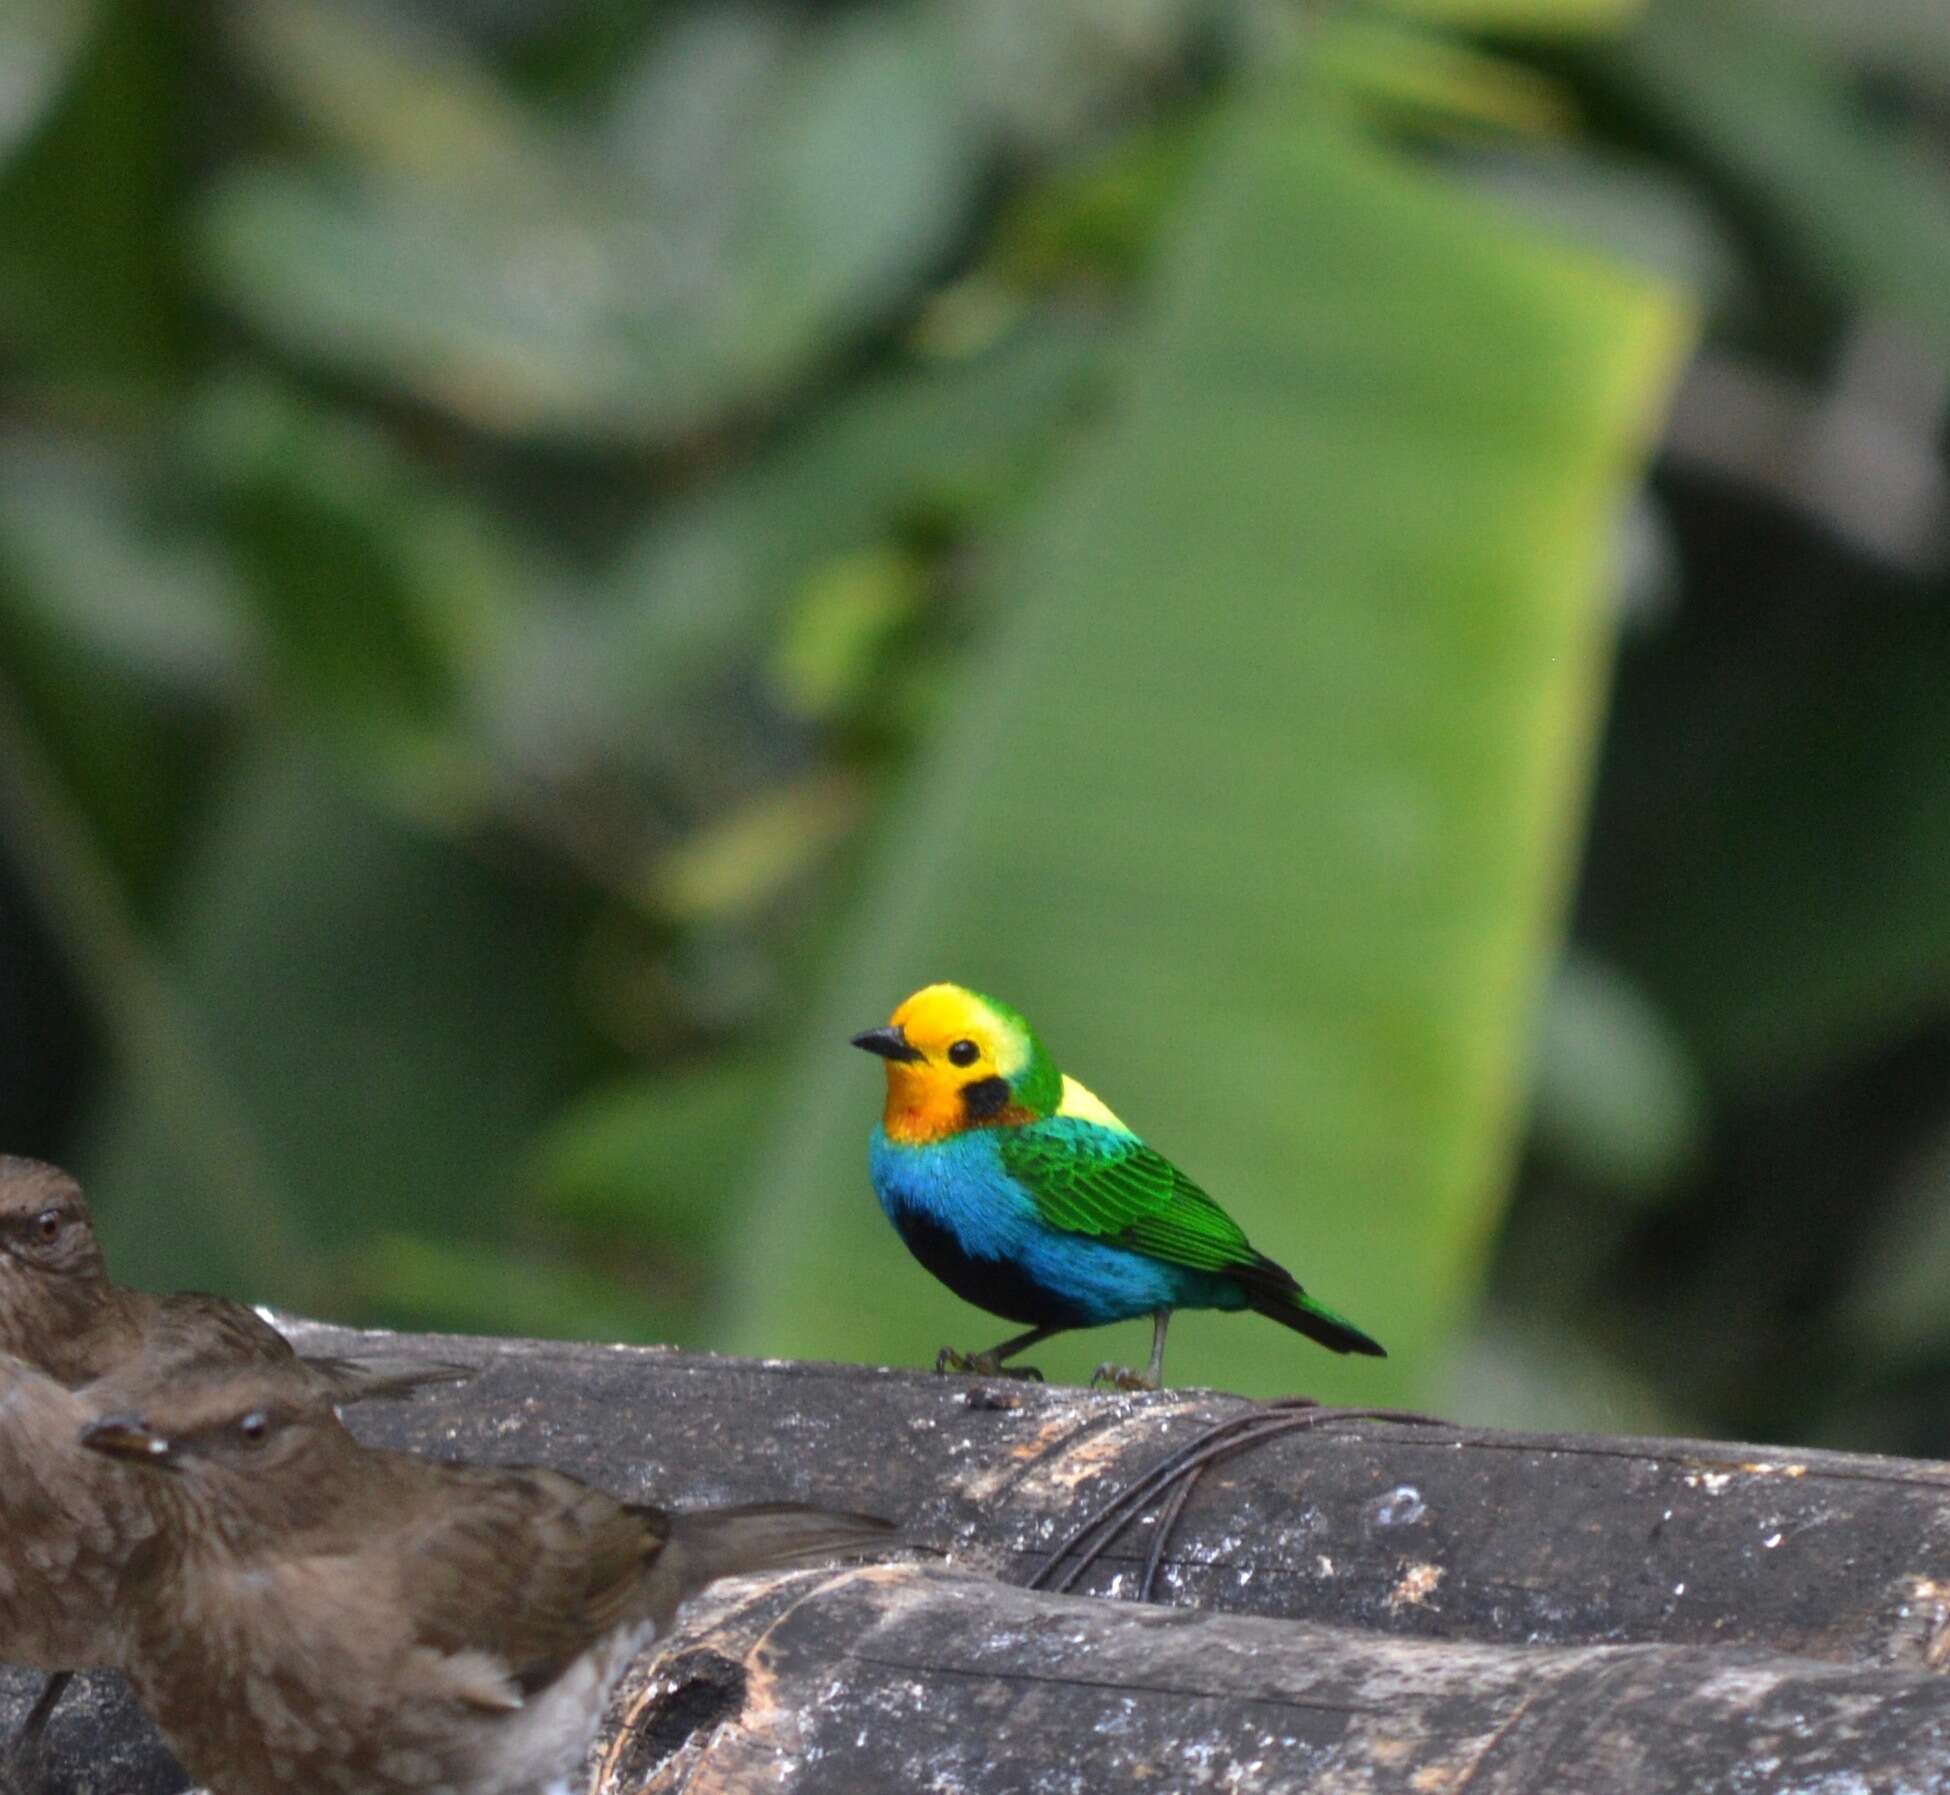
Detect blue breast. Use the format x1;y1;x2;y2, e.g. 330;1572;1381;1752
868;1127;1239;1328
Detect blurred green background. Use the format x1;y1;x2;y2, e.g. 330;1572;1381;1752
3;0;1948;1445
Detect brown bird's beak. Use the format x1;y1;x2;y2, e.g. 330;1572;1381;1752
851;1025;923;1064
80;1414;176;1467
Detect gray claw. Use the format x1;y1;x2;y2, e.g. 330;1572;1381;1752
1090;1362;1159;1393
937;1347;1044;1381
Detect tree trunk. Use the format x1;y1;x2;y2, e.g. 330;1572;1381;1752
11;1323;1950;1792
298;1320;1950;1668
597;1563;1950;1795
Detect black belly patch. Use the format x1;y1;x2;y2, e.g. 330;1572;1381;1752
890;1206;1091;1329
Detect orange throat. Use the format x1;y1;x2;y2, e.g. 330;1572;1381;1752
880;1071;1032;1145
881;1086;965;1146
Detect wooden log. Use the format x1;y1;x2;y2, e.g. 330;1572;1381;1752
11;1324;1950;1791
22;1566;1950;1795
590;1562;1950;1795
0;1665;183;1794
286;1321;1950;1668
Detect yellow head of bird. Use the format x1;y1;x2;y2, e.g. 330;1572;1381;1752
851;983;1046;1143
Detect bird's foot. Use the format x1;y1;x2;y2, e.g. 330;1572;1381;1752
1090;1362;1160;1393
936;1347;1045;1381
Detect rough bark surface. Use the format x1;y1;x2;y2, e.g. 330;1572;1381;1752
597;1564;1950;1795
293;1320;1950;1667
8;1322;1950;1793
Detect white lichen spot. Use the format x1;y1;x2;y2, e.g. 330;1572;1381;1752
1316;1555;1336;1577
1387;1562;1445;1611
1683;1471;1733;1494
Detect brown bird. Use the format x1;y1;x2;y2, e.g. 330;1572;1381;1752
82;1362;893;1795
0;1351;167;1795
0;1156;468;1400
0;1351;153;1674
0;1157;471;1783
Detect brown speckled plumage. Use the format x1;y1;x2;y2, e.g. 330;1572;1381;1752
0;1155;471;1760
0;1156;469;1401
84;1364;893;1795
0;1354;151;1671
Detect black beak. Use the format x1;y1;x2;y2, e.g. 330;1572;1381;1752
851;1025;924;1064
80;1414;175;1466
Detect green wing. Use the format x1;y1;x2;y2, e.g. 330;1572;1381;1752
998;1118;1254;1271
997;1117;1386;1357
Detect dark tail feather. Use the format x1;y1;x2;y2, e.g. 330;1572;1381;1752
301;1353;478;1405
637;1503;895;1634
1238;1255;1386;1357
1249;1291;1387;1356
667;1503;896;1588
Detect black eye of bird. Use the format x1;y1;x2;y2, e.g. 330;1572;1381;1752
34;1208;61;1243
237;1412;271;1446
947;1039;980;1068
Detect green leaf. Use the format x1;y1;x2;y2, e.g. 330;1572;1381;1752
189;375;525;820
592;312;1106;776
0;437;232;895
225;0;546;181
648;777;863;927
1834;1120;1950;1363
940;0;1213;156
351;1232;679;1344
1740;0;1950;93
199;8;985;443
77;741;590;1311
531;1058;781;1251
1446;1317;1684;1435
0;434;248;693
716;83;1693;1402
768;549;927;723
0;0;193;392
1313;16;1581;138
1445;146;1739;299
1591;588;1950;1093
1378;0;1647;32
1529;950;1707;1197
1599;0;1950;351
991;125;1202;289
0;0;100;167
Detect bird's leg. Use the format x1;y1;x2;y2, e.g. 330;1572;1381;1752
936;1323;1063;1381
1091;1309;1171;1393
1;1673;69;1795
1144;1308;1170;1387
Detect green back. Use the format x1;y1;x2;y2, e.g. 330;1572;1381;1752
997;1117;1254;1271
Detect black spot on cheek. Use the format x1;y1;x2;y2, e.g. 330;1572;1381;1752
960;1076;1012;1122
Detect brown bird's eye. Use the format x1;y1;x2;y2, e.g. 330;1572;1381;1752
34;1208;61;1243
948;1039;980;1068
237;1412;271;1446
